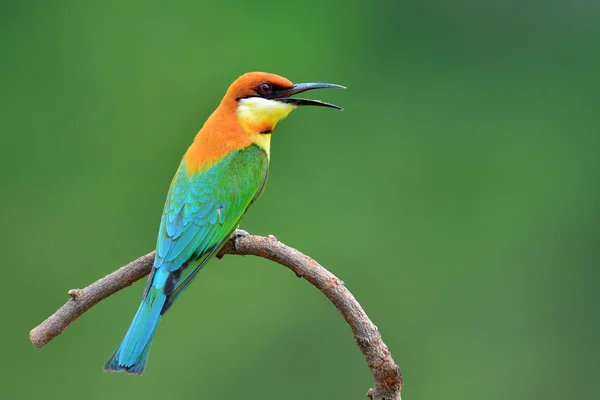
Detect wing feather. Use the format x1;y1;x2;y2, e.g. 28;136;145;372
149;145;269;311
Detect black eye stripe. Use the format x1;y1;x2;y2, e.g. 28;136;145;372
257;83;289;99
235;84;288;101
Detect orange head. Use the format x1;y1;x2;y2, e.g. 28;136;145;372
185;72;344;173
221;71;344;134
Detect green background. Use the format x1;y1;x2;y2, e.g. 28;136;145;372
2;1;598;399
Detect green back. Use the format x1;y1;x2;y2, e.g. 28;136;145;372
149;144;269;311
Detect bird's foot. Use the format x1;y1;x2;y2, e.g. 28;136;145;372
232;228;249;250
233;228;249;237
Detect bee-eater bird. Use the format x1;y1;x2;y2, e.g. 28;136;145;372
104;72;344;374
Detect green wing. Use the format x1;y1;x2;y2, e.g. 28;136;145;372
149;145;269;312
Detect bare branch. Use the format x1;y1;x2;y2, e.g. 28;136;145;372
30;232;402;400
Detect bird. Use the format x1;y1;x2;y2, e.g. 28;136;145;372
104;72;344;374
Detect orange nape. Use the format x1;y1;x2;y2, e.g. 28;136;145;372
184;72;296;175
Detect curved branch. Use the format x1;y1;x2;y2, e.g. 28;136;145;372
30;232;402;400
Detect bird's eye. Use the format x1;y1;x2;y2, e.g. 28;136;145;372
258;83;272;94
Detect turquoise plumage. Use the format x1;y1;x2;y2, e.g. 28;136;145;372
104;145;268;374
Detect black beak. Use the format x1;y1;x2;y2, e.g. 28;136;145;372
274;82;345;110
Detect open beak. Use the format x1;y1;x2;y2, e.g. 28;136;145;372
274;82;345;110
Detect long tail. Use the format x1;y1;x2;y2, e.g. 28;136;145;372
104;285;166;375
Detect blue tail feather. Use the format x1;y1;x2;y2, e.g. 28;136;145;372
104;286;166;375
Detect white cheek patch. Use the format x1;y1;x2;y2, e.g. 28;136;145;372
236;97;295;127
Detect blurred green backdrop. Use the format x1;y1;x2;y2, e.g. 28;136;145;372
1;1;598;399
